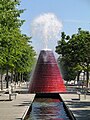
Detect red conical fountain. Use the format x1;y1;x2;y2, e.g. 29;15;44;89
29;49;66;93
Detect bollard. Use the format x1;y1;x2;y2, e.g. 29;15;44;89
84;92;86;99
84;89;87;100
9;94;11;101
9;86;12;100
77;91;81;100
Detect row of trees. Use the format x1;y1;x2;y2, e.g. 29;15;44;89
0;0;36;90
56;28;90;87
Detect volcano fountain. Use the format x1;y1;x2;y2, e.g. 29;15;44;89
26;49;75;120
24;13;76;120
29;49;66;93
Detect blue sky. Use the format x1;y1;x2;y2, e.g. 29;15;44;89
19;0;90;55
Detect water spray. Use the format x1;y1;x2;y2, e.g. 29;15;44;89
31;13;63;49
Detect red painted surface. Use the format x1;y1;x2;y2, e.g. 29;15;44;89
29;50;66;93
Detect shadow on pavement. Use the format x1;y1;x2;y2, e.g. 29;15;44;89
65;100;90;120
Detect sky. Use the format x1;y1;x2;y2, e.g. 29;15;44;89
19;0;90;56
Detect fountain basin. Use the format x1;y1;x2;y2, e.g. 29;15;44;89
24;93;76;120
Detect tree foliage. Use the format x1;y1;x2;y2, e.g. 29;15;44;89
0;0;36;88
56;28;90;86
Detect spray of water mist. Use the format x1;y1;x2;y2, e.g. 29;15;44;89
31;13;63;49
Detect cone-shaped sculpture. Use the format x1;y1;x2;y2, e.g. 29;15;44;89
29;50;66;93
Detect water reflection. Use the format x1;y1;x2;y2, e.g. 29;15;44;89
26;98;70;120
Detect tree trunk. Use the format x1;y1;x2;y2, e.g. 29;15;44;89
18;72;20;82
6;65;9;88
86;71;89;87
1;67;3;90
20;73;21;82
77;71;81;82
11;69;13;83
86;63;89;88
14;69;18;84
83;71;85;87
21;73;23;82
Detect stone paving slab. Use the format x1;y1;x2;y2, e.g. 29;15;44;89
60;93;90;120
0;94;35;120
0;83;35;120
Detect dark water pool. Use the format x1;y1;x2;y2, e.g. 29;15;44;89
26;98;70;120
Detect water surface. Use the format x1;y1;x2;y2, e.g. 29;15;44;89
26;98;70;120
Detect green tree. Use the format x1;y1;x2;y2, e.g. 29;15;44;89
0;0;25;88
69;28;90;87
0;0;36;89
56;29;90;87
56;32;76;82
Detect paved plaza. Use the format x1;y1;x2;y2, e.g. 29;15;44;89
61;93;90;120
0;83;90;120
0;83;35;120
